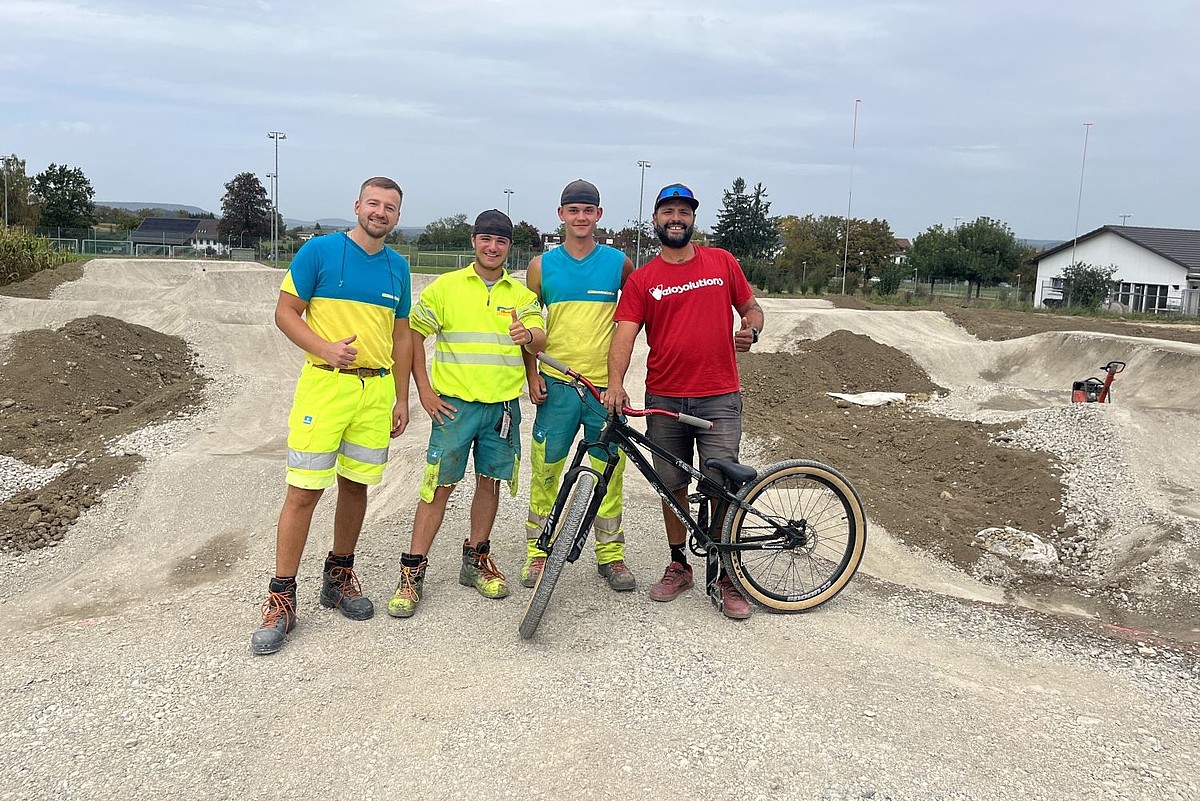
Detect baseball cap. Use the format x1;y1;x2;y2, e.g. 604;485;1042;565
560;179;601;206
654;183;698;211
473;209;513;240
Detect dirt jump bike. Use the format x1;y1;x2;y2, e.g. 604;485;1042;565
518;353;868;640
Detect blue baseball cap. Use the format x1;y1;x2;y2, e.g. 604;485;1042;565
654;183;698;211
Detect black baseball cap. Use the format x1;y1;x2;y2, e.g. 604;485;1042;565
560;179;601;206
473;209;513;240
654;183;699;211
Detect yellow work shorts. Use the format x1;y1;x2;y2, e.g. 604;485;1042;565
285;362;396;489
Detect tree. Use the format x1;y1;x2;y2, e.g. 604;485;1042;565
417;214;473;249
954;216;1023;297
512;220;542;253
1061;262;1116;309
1;155;39;228
845;217;896;288
33;163;95;228
219;172;271;239
711;177;778;260
907;225;966;288
776;214;842;293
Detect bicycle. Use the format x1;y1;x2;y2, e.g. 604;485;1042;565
518;353;868;639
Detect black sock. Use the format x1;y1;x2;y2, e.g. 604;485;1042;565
269;575;297;594
326;551;354;569
401;552;425;568
669;545;688;567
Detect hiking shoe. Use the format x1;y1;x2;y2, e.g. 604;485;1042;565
460;540;509;599
649;561;694;602
251;585;297;656
319;565;375;620
387;558;427;618
716;574;752;620
598;560;636;592
520;556;546;588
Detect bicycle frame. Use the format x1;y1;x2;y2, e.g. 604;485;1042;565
533;356;803;602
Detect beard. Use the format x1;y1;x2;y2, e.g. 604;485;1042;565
654;221;694;248
359;216;391;239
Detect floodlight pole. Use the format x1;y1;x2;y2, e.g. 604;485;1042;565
503;189;514;217
268;131;287;266
636;160;651;266
841;99;861;294
2;156;9;228
1069;122;1093;268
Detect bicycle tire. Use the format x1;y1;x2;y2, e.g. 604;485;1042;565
519;471;598;639
721;459;866;612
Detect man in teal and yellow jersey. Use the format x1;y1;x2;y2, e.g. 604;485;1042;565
252;176;413;656
521;179;635;591
387;209;545;619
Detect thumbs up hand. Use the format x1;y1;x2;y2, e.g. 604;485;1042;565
734;317;755;352
509;309;531;346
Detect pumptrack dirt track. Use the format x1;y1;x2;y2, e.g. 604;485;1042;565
0;259;1197;801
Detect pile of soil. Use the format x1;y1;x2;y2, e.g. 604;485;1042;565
739;329;1066;576
0;315;206;552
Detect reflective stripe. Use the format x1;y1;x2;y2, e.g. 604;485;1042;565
439;331;511;345
434;349;524;368
288;449;337;470
410;302;442;332
339;440;389;466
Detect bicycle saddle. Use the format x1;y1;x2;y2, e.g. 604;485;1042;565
705;459;757;485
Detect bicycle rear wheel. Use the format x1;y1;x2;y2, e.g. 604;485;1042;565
519;471;598;639
721;459;866;612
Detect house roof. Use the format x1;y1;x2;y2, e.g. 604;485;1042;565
1033;225;1200;270
131;217;200;245
192;219;219;239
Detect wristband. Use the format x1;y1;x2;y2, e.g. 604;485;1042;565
525;329;534;345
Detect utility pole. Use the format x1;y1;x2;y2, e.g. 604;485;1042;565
841;98;862;294
1069;122;1093;269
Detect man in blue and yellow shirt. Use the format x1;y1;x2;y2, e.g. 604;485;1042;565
387;210;544;619
522;179;635;591
251;176;412;656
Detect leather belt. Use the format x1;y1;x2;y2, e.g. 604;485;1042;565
311;363;390;378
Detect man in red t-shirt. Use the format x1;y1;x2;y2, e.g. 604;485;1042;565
603;183;765;620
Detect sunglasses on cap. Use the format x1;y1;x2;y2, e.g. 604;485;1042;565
654;183;699;211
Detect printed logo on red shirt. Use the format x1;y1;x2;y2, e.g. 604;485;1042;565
647;277;725;301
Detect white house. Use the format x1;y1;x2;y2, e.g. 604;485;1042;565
1033;225;1200;314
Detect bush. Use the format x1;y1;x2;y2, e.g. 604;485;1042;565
1061;261;1117;309
0;228;70;285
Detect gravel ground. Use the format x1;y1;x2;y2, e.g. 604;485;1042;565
0;261;1198;800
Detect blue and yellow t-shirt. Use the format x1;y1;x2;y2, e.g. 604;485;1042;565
539;243;625;385
280;232;412;369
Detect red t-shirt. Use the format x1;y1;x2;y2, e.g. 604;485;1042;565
614;246;753;397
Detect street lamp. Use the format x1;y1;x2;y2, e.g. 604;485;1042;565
503;189;514;217
266;171;277;259
267;131;287;266
802;259;808;288
635;159;651;267
841;99;862;294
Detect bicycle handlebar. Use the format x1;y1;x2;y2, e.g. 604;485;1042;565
535;352;714;430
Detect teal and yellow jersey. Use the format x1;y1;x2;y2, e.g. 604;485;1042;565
410;265;543;403
539;244;625;385
280;232;412;369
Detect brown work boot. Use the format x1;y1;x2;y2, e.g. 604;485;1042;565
251;579;298;656
649;561;694;602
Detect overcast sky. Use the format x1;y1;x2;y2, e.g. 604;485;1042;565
2;0;1196;239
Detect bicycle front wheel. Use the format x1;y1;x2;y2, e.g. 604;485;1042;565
519;471;598;639
722;459;866;612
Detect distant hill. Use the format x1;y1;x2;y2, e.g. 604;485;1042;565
98;201;212;216
285;217;355;230
1019;238;1065;252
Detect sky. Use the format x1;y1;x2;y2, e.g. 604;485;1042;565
2;0;1197;240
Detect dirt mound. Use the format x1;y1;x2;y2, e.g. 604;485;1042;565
739;330;1065;587
0;315;205;552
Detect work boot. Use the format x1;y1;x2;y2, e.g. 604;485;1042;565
649;561;694;602
251;578;298;656
319;552;374;620
387;554;427;618
520;555;546;588
597;560;637;592
459;540;509;599
715;574;752;620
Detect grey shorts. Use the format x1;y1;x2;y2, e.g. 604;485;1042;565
644;391;743;492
